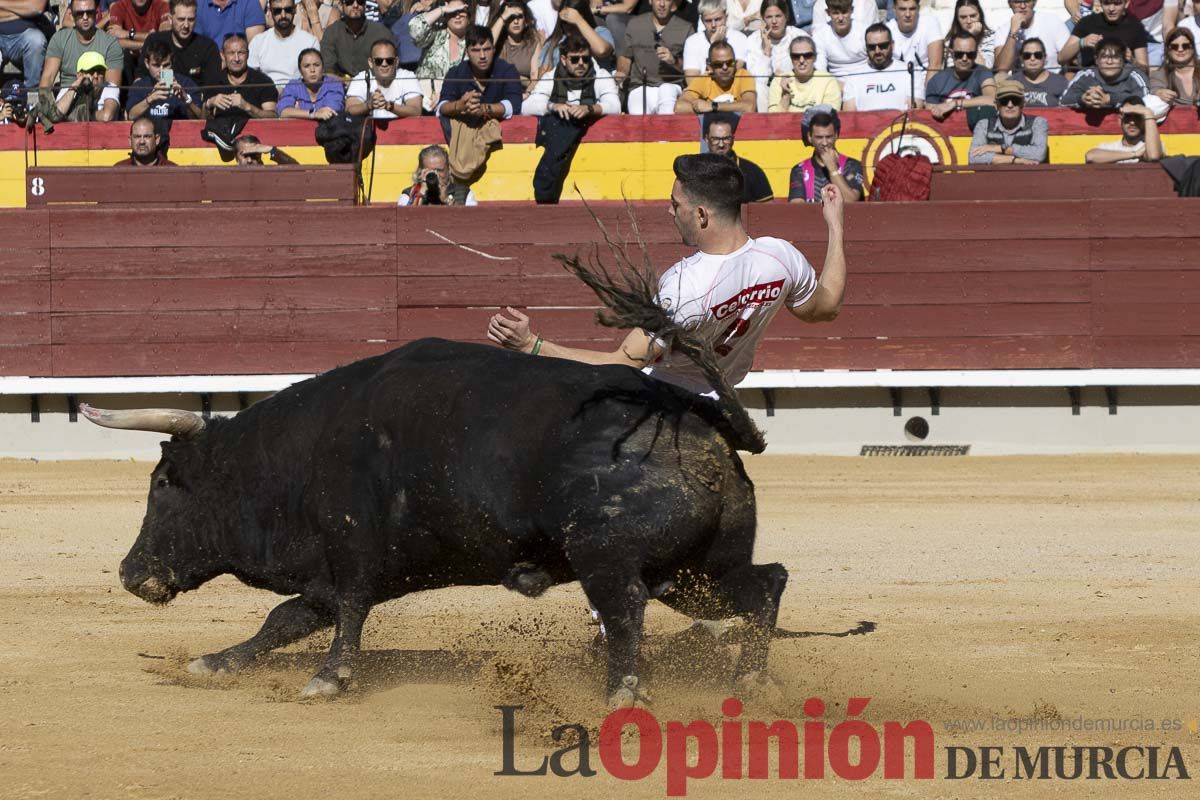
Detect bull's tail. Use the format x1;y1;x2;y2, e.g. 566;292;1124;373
554;199;766;454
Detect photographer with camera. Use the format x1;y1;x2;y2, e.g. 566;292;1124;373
398;144;479;205
50;52;121;121
0;79;29;126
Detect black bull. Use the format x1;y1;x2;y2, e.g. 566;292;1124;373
86;338;787;701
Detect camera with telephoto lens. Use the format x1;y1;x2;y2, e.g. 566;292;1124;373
79;78;94;95
424;171;443;204
7;97;28;126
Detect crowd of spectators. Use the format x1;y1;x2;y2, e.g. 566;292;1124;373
1;0;1193;194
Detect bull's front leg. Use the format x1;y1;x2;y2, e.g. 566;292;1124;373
299;598;370;698
188;595;334;675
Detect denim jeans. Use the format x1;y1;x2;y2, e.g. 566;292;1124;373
0;26;48;90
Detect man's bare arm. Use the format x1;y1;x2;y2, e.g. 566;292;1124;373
487;307;662;367
790;183;846;323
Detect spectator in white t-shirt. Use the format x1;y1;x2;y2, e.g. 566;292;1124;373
1084;101;1164;162
683;0;751;78
345;39;424;118
886;0;943;82
842;22;925;110
993;0;1070;73
811;0;868;77
811;0;877;32
250;0;320;88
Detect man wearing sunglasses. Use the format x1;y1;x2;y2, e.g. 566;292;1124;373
320;0;394;78
1061;35;1153;108
1011;36;1067;106
675;40;756;113
195;0;266;45
524;32;619;203
925;30;995;121
993;0;1069;74
842;23;925;111
768;35;840;112
249;0;319;86
346;38;423;117
968;79;1048;164
39;0;124;97
1060;0;1149;71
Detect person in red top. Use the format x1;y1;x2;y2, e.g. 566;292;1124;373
107;0;171;84
113;117;179;166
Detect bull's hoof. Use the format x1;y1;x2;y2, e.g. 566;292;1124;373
608;675;650;709
299;676;342;699
734;671;785;707
187;655;232;676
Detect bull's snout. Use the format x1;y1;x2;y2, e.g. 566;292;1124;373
119;558;179;605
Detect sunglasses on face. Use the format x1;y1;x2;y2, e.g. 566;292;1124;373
371;56;397;65
709;59;735;68
343;0;366;6
1169;42;1194;51
791;51;816;60
866;42;891;51
566;54;589;64
953;49;978;59
998;96;1022;106
271;5;296;13
74;8;97;15
1021;50;1044;59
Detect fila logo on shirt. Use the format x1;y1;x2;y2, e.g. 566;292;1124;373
712;280;785;320
866;83;897;93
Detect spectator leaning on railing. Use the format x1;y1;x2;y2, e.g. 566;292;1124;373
1012;36;1068;106
768;35;841;112
842;23;925;111
276;47;345;117
925;30;995;121
968;79;1048;164
234;133;299;163
126;36;202;147
675;40;757;113
1061;35;1154;108
50;51;121;120
1084;100;1164;161
249;0;320;87
139;0;223;89
0;0;49;92
203;31;278;117
346;37;423;117
524;31;619;203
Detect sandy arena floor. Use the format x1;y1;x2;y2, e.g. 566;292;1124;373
1;455;1198;799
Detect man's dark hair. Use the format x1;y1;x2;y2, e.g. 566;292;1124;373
465;24;493;48
951;30;978;48
144;38;172;63
170;0;197;10
826;0;852;13
1021;36;1044;53
561;31;590;56
1095;36;1125;60
371;38;398;56
672;153;743;220
808;111;836;131
707;40;734;61
864;22;892;42
223;32;249;47
702;110;739;137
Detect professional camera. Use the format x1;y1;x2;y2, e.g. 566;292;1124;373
78;78;94;95
424;170;443;204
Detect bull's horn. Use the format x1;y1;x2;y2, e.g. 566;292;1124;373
79;403;206;439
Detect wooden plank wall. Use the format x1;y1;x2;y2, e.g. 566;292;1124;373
2;200;1199;378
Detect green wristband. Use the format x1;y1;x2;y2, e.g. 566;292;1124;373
531;336;543;356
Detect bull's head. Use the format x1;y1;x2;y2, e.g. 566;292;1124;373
81;405;223;605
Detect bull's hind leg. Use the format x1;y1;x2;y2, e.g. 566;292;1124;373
300;599;370;698
188;595;334;675
576;567;651;706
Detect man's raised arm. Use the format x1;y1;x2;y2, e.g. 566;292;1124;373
790;183;846;323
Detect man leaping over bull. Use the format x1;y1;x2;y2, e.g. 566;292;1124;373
487;153;846;405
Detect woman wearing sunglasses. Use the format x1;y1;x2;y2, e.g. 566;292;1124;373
1011;35;1068;106
1151;26;1198;106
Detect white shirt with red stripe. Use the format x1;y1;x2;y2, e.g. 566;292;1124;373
645;236;817;395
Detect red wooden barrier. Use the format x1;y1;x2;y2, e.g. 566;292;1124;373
3;200;1200;378
930;163;1175;201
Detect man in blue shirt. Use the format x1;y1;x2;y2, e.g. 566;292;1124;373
195;0;266;46
925;31;996;122
435;24;522;145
